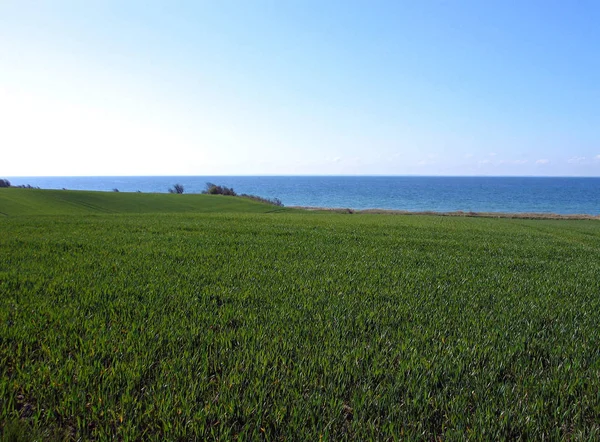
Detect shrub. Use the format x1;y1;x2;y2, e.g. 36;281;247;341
200;183;283;206
202;182;236;196
169;184;185;194
0;179;11;188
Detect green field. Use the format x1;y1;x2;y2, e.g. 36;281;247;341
2;188;600;440
0;188;289;216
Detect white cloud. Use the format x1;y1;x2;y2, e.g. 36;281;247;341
595;155;600;160
489;152;497;156
536;159;550;165
498;159;527;165
416;154;438;166
464;154;474;159
568;156;586;164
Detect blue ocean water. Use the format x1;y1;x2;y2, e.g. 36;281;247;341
6;176;600;215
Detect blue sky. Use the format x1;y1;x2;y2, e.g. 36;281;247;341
1;1;599;176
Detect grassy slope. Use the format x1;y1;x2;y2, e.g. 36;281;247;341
0;188;288;216
2;191;600;439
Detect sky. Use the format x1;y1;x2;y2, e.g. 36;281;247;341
1;1;599;176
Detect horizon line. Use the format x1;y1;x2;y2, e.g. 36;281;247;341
5;174;600;179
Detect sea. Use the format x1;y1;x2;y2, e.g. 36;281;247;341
6;176;600;215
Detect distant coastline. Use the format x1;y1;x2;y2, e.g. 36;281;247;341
291;206;600;220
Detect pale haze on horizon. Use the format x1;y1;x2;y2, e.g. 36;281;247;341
1;1;599;177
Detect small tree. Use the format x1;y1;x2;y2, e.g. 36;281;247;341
169;184;184;194
112;188;119;192
0;179;11;188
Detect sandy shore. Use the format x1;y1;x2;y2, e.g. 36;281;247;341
290;206;600;220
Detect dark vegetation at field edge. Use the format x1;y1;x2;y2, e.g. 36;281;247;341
203;182;284;206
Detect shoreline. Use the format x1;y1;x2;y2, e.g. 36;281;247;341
290;206;600;220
